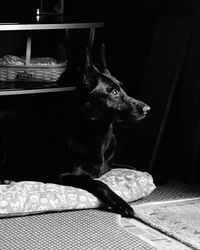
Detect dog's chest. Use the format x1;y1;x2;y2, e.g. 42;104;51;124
101;123;115;154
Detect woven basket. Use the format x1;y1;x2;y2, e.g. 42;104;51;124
0;36;67;82
0;61;67;82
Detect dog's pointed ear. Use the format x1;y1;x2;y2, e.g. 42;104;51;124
83;47;99;89
100;44;112;76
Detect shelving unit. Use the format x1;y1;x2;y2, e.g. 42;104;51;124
0;86;76;96
0;22;104;96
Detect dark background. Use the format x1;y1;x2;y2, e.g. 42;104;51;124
0;0;200;183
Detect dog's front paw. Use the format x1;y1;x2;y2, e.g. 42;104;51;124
95;180;135;218
107;193;135;218
115;200;135;218
121;204;135;218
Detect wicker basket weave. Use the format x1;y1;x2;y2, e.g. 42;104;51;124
0;61;67;82
0;35;67;82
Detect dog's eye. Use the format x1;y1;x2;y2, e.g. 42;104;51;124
111;89;119;96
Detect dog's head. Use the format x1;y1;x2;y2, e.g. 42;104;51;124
80;44;150;122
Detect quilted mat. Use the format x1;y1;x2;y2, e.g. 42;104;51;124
0;209;156;250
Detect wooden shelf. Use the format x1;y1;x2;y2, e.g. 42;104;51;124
0;22;104;31
0;85;76;96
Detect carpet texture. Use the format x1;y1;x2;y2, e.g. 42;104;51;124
133;198;200;250
0;209;156;250
132;179;200;205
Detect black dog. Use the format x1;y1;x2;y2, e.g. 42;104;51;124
0;44;150;218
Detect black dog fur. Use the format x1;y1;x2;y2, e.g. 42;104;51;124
0;44;150;218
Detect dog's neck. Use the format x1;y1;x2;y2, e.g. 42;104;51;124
85;115;114;136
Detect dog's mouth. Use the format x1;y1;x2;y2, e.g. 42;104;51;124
116;113;147;125
116;105;150;124
135;112;149;121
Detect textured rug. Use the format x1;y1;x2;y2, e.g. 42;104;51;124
0;209;157;250
133;198;200;250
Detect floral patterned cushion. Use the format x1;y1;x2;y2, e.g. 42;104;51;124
0;168;156;217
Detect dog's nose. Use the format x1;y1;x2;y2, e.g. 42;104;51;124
143;105;151;113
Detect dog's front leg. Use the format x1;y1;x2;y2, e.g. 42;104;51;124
59;173;135;218
93;179;135;218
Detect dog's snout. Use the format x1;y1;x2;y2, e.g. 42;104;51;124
137;103;151;114
134;102;151;121
143;105;151;113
